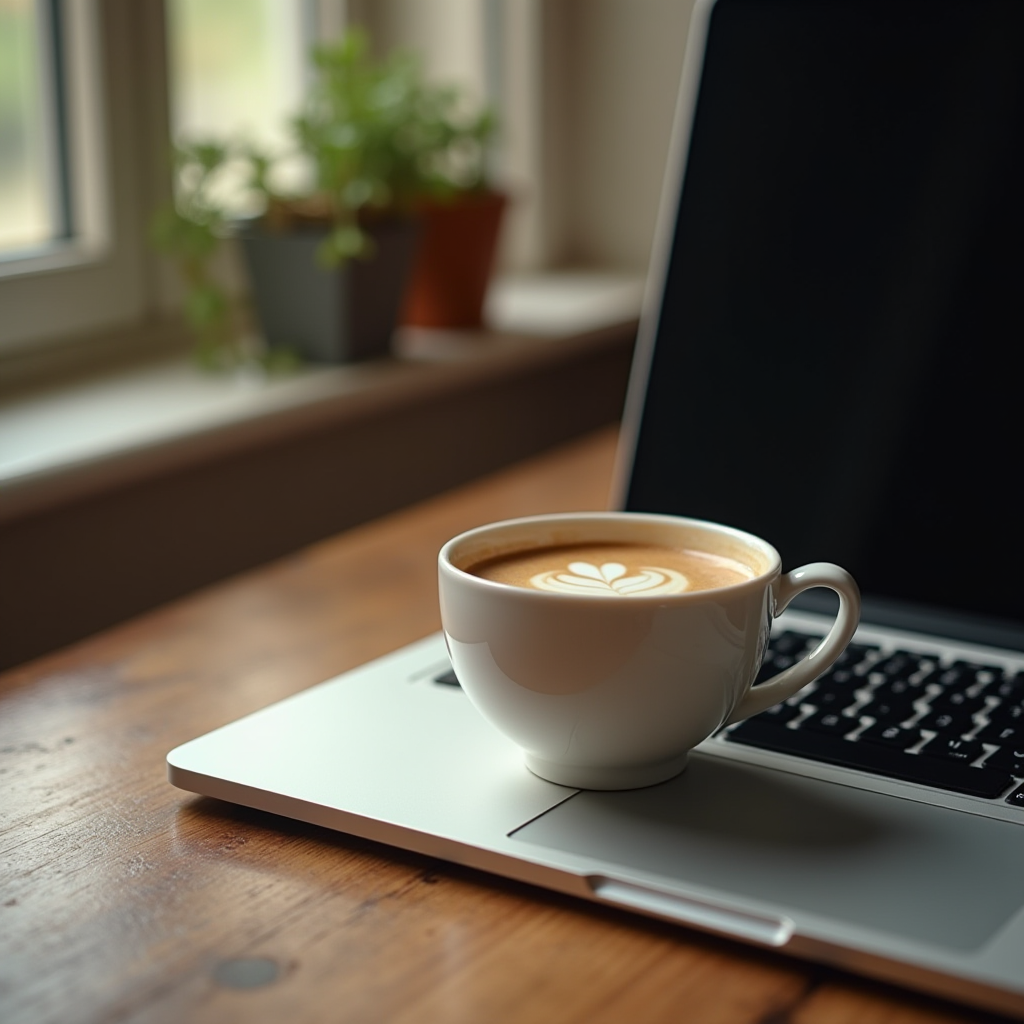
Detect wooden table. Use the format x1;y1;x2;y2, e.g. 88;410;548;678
1;428;1011;1024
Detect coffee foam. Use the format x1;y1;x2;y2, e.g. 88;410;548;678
530;561;690;596
467;542;757;596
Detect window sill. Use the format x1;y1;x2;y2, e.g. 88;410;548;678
0;271;645;525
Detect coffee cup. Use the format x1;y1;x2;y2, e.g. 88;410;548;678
438;512;860;790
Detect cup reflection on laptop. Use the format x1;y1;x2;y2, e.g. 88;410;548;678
438;511;861;790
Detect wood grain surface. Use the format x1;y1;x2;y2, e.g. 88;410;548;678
0;428;1014;1024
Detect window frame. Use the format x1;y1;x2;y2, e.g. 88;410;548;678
0;1;174;366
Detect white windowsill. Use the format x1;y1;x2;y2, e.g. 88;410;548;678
0;271;644;523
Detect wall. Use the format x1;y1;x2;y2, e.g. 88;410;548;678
357;0;694;273
552;0;694;270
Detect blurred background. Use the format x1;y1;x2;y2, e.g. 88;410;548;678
1;0;694;359
0;0;695;669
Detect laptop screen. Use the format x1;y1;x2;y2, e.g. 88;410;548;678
623;0;1024;634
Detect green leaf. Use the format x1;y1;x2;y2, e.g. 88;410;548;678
184;284;227;331
315;223;368;267
260;347;303;374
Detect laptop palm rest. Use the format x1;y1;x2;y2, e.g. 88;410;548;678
511;753;1024;951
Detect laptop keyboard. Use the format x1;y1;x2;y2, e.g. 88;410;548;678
725;630;1024;804
435;630;1024;806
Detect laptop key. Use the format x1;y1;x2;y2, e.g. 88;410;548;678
995;672;1024;701
806;687;857;712
860;696;917;725
872;652;927;679
801;710;858;736
987;704;1024;730
872;677;924;701
920;737;985;764
949;659;1005;680
917;709;975;735
811;669;862;701
935;664;984;688
983;746;1024;777
975;721;1021;745
928;692;986;716
858;723;926;749
725;719;1014;798
1006;784;1024;809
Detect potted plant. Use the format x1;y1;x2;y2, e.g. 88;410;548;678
153;29;500;367
401;188;507;331
395;90;503;331
150;141;259;371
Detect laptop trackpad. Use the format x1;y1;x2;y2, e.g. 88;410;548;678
511;753;1024;950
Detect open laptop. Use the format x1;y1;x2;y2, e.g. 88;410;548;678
168;0;1024;1015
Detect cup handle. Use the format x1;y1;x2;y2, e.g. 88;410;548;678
725;562;861;726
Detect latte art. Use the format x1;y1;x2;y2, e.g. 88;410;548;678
530;560;690;595
466;541;756;595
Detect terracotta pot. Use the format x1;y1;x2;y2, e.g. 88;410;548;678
401;190;507;329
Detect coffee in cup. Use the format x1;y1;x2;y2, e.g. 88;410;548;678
465;541;757;595
439;512;860;790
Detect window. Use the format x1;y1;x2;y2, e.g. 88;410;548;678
0;1;330;365
0;0;684;375
0;0;145;362
0;0;66;255
167;0;309;213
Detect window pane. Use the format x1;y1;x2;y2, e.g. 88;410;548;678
0;0;55;254
167;0;307;212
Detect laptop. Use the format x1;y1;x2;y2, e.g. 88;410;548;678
168;0;1024;1015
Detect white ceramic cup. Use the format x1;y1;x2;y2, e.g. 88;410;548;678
438;512;861;790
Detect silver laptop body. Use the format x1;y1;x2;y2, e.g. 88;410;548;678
169;1;1024;1014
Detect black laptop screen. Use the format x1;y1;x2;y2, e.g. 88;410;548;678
625;0;1024;628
